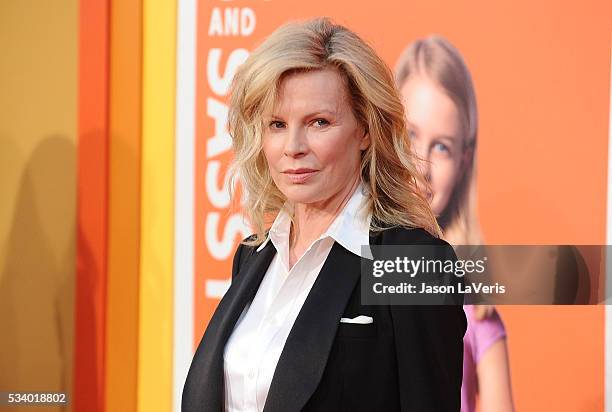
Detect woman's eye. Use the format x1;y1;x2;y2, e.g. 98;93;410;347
312;118;330;128
269;121;285;129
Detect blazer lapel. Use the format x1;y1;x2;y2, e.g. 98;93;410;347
182;241;277;412
263;241;363;412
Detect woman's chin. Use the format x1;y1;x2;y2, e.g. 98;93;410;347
280;185;325;205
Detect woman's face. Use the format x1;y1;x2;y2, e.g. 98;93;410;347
399;75;467;216
262;68;370;207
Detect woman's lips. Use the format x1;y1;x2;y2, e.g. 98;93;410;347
282;169;319;184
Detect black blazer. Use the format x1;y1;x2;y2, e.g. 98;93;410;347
182;226;467;412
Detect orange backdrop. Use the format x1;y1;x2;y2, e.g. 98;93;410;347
194;1;610;411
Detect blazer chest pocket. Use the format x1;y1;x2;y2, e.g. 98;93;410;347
336;321;377;338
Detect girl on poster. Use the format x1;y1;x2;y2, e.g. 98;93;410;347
395;36;515;412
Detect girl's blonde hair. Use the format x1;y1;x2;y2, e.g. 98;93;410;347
228;17;441;246
395;35;482;245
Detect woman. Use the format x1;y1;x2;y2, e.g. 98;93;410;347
183;18;466;412
395;36;515;412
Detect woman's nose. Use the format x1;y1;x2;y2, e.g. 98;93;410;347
284;128;308;157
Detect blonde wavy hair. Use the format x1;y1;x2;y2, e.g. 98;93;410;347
395;35;483;245
228;17;441;246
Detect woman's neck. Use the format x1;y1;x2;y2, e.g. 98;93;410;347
287;177;360;268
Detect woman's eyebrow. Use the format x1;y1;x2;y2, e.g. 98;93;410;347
306;109;337;117
270;109;338;120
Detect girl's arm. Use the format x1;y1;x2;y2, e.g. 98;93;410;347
477;338;515;412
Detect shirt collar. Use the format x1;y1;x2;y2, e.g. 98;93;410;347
256;183;373;260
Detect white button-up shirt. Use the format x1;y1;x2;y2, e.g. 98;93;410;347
223;183;373;412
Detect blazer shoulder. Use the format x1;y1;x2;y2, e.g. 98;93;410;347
241;233;258;244
239;230;269;249
377;226;449;246
235;229;271;263
235;233;258;259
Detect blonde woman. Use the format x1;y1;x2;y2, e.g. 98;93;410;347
395;36;514;412
183;18;466;412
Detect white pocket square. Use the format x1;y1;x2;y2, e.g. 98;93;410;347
340;315;373;324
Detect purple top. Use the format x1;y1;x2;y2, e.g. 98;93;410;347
461;305;507;412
